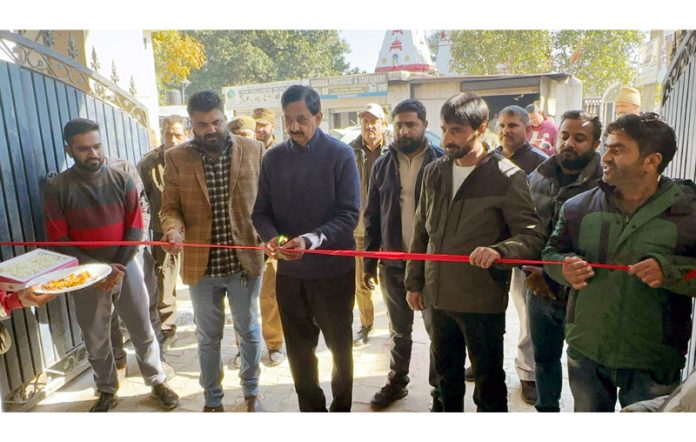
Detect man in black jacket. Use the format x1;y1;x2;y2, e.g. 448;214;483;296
525;110;603;412
363;99;444;410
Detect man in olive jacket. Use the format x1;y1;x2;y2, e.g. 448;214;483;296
543;113;696;411
405;93;546;412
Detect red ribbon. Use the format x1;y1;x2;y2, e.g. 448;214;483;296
0;239;631;270
3;240;695;280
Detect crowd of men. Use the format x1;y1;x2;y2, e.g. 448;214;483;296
3;83;695;413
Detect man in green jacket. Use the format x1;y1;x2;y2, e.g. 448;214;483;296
405;93;546;412
543;113;696;411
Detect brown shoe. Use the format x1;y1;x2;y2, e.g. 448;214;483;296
245;396;265;412
203;404;224;412
520;380;538;405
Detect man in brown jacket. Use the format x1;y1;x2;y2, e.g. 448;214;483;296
160;91;265;412
405;93;546;412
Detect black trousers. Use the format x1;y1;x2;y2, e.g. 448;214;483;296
430;308;507;412
276;269;355;412
379;265;437;390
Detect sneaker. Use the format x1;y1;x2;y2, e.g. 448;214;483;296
353;325;372;347
203;404;224;412
267;349;285;367
89;392;119;412
151;383;180;410
465;365;475;382
520;380;538;405
370;383;408;410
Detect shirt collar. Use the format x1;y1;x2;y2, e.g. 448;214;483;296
191;135;233;160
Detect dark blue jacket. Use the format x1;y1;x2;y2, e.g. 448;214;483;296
363;141;444;274
252;129;360;279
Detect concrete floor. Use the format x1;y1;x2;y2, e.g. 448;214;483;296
30;283;575;412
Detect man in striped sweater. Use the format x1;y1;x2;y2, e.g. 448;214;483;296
42;118;179;412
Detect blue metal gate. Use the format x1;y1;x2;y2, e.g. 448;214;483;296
0;31;151;410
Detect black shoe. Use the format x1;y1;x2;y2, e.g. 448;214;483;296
152;383;180;410
429;388;443;412
89;392;119;412
465;366;475;382
203;404;224;412
370;383;408;410
520;380;538;405
353;325;372;347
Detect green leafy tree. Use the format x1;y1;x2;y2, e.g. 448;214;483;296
151;31;206;104
443;30;645;97
449;30;554;75
553;30;644;96
186;30;352;94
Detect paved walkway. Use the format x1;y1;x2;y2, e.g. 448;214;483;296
31;283;575;412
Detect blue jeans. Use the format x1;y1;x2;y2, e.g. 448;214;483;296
188;272;261;407
527;290;566;412
527;291;566;412
567;346;680;412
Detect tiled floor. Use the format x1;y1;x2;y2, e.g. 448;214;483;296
30;283;574;412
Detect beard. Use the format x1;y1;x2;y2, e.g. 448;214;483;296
74;157;103;173
445;143;473;160
557;149;595;171
394;136;423;154
196;130;227;151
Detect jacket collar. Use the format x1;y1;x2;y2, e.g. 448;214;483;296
495;141;535;159
535;151;603;187
387;138;433;160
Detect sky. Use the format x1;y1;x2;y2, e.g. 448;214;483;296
339;30;388;73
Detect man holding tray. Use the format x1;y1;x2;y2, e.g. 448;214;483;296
42;118;180;412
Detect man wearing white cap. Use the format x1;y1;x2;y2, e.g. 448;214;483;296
350;103;392;346
614;86;642;118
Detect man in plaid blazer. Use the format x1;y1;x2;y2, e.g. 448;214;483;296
160;91;265;412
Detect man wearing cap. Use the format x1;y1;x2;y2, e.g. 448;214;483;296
253;107;277;149
614;86;642;118
229;115;257;139
249;107;286;368
350;103;392;346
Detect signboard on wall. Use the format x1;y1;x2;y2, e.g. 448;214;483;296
310;73;388;99
223;79;308;109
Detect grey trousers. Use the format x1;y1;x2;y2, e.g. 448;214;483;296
111;248;164;363
72;258;165;394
